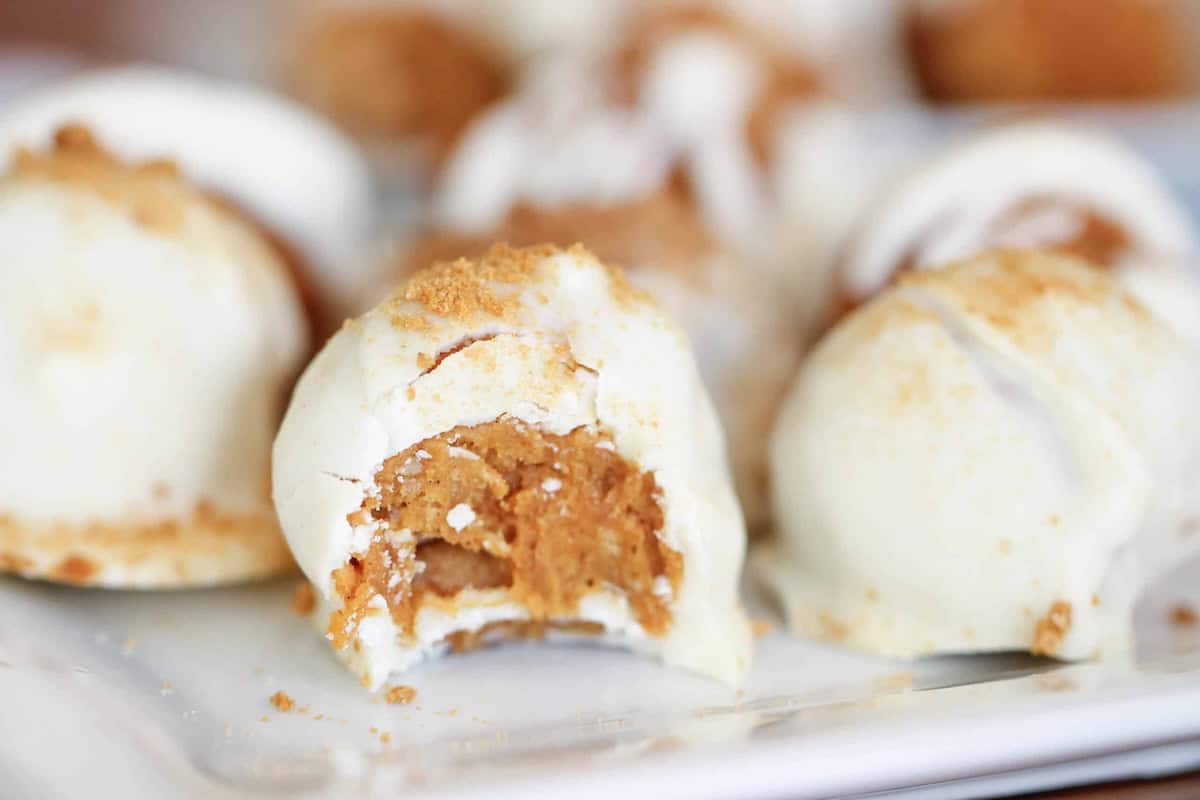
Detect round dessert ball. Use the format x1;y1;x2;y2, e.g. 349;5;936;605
288;2;513;170
0;66;377;328
273;244;751;688
831;122;1200;337
0;127;308;587
906;0;1196;102
759;250;1200;659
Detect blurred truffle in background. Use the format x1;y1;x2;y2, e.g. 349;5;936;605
0;66;378;330
287;1;514;174
906;0;1199;102
0;125;308;587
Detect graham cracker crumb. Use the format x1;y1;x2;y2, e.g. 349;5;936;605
380;732;392;744
11;125;188;234
292;583;317;616
750;619;773;638
391;313;435;332
396;243;552;322
269;690;296;712
0;551;34;573
54;554;98;583
385;685;417;705
1170;604;1197;628
1031;601;1073;656
601;260;657;310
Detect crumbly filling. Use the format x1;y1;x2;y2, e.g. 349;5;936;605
328;419;681;651
384;685;417;704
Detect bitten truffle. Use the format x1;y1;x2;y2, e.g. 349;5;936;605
273;244;750;689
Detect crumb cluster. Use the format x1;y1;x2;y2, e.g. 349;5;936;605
269;690;296;712
1031;601;1073;656
11;125;188;233
396;243;550;322
385;685;417;705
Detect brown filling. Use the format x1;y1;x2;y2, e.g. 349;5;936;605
291;8;511;159
907;0;1188;102
827;196;1131;330
328;419;681;651
396;191;716;287
988;197;1130;269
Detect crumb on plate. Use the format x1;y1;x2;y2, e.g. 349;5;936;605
269;690;296;712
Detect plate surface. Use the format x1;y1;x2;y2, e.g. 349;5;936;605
0;556;1197;800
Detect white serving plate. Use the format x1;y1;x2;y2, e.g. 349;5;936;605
0;554;1196;800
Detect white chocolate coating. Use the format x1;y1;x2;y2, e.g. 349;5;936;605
0;144;308;587
759;252;1200;659
842;122;1199;300
434;55;676;233
0;66;377;319
274;246;751;687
